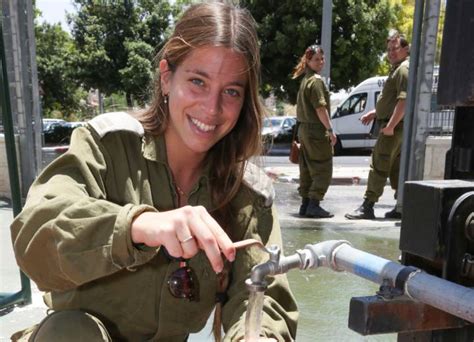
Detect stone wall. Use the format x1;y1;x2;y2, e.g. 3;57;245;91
0;134;21;199
423;136;452;180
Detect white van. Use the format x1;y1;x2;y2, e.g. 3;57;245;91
331;76;386;154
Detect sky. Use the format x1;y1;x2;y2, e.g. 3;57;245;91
36;0;75;32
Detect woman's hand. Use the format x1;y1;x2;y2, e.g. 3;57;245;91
131;207;235;273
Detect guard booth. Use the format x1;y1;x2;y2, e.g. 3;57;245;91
348;1;474;340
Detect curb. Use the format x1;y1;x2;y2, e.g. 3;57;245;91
264;168;368;186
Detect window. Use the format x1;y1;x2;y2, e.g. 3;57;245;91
375;91;381;104
339;93;368;117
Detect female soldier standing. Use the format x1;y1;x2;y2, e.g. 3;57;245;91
292;45;337;218
10;3;297;341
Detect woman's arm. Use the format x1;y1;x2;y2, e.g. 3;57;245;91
11;127;158;291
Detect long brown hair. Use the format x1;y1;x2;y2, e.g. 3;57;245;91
138;2;263;211
136;3;264;340
292;44;324;79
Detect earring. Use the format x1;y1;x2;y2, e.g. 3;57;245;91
164;94;168;104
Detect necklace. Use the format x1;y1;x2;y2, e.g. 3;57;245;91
175;183;187;198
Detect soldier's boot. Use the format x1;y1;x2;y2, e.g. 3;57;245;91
298;198;310;216
305;199;334;218
384;206;402;219
345;199;375;220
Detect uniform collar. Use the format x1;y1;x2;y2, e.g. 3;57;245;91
390;56;409;71
305;69;317;78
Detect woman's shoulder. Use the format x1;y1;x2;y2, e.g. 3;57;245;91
303;73;324;89
238;162;275;208
311;73;325;85
87;111;144;139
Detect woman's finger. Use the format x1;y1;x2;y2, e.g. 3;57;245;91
196;206;235;261
177;232;198;259
164;238;184;259
183;206;234;273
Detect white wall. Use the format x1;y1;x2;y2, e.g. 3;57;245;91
0;134;21;199
423;136;451;180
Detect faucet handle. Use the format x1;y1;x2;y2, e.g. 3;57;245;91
233;239;273;255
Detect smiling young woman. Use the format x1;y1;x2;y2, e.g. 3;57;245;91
10;2;298;342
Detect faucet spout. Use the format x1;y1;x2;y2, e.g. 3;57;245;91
246;244;315;292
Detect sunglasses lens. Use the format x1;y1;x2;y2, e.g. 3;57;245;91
168;266;198;301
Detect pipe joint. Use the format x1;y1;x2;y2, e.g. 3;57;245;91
304;240;351;271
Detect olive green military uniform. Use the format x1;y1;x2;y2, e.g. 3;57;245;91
10;112;298;341
365;58;409;202
296;70;332;201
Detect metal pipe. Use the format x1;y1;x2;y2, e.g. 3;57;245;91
326;242;408;286
311;241;474;323
246;240;474;323
405;271;474;323
397;0;425;212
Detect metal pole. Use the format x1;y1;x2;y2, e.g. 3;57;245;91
397;0;424;213
321;0;332;86
2;0;41;195
0;9;31;308
24;0;43;172
406;0;441;180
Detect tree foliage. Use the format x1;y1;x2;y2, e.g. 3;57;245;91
35;22;83;118
68;0;176;106
34;0;433;116
241;0;398;103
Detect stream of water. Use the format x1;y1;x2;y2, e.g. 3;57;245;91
244;291;265;341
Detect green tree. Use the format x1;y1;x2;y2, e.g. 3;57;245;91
119;41;154;106
35;22;83;118
241;0;398;103
68;0;176;108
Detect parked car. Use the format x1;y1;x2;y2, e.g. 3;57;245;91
41;119;86;168
262;116;296;142
42;119;85;145
42;118;66;131
43;119;70;145
262;116;297;154
331;76;386;155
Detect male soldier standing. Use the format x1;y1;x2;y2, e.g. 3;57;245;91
345;30;410;220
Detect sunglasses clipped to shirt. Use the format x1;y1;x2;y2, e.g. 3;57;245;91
168;259;200;301
161;247;200;302
163;239;267;302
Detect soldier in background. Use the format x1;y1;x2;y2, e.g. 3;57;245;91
292;45;337;218
345;30;410;220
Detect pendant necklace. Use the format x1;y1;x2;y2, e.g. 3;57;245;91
175;183;187;198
